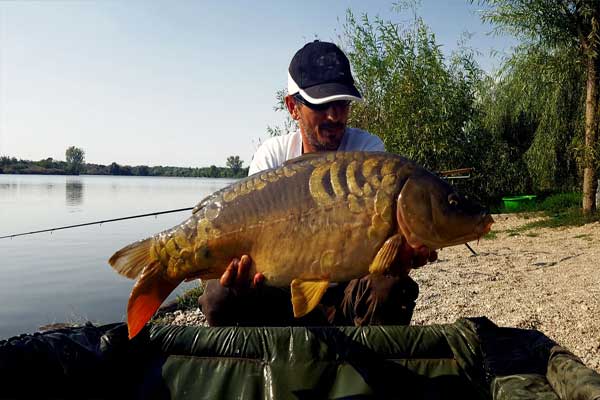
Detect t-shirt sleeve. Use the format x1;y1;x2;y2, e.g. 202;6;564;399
248;148;271;176
352;130;385;152
365;136;385;152
248;138;283;175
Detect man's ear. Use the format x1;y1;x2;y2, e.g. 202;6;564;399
285;95;301;120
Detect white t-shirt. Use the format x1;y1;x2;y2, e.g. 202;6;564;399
249;128;385;175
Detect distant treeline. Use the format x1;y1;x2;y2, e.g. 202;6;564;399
0;156;249;179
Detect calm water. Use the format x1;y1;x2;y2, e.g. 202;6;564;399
0;174;237;339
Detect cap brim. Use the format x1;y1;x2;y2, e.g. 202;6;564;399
300;82;363;104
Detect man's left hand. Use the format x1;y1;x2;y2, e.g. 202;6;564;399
388;241;437;275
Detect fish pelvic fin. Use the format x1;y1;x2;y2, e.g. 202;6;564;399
290;279;329;318
109;237;153;279
127;261;181;339
369;234;405;275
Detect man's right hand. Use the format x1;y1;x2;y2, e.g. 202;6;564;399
219;255;264;290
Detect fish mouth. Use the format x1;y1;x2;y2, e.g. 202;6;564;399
428;213;495;249
397;209;495;250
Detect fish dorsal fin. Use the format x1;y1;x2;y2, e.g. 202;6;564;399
369;234;405;275
283;152;333;166
290;279;330;317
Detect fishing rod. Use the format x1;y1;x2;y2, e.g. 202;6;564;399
0;207;194;240
0;206;480;256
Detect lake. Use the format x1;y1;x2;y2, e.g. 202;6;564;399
0;174;237;339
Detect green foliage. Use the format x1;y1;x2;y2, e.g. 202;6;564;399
473;0;600;213
520;209;599;230
539;192;582;215
226;155;243;174
473;0;599;50
109;162;122;175
341;10;486;173
65;146;85;175
266;89;297;137
483;231;498;240
176;285;204;310
0;156;249;178
478;44;584;194
337;9;521;202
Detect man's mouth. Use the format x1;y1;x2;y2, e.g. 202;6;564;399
320;124;345;136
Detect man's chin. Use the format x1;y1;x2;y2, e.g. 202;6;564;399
320;141;341;151
319;135;344;149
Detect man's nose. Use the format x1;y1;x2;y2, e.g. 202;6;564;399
325;104;342;121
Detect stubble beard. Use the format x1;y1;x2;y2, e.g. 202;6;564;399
299;118;344;152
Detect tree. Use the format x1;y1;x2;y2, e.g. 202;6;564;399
266;89;298;137
478;45;583;194
226;155;243;175
65;146;85;175
109;162;121;175
339;10;487;175
474;0;600;214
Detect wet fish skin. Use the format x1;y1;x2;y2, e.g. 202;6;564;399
109;151;493;338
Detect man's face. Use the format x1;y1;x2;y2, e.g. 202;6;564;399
285;95;351;152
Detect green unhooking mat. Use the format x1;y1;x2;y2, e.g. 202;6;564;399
0;317;598;399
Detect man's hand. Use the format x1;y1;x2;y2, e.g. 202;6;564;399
388;241;437;275
219;255;264;289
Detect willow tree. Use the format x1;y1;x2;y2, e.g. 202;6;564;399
340;10;485;174
65;146;85;175
474;0;599;214
478;44;584;194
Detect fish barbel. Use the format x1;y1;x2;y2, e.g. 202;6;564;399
109;152;494;338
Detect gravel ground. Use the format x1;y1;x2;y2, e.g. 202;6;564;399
157;213;600;373
412;213;600;373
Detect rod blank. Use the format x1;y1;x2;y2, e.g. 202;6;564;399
0;207;194;240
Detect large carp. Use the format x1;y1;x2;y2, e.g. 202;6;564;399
109;151;493;338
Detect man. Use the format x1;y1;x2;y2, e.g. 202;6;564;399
199;40;436;326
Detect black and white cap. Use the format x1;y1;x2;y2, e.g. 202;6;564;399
288;40;362;104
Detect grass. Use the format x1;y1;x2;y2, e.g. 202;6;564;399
483;193;599;240
520;209;599;230
574;234;593;240
483;231;497;240
175;285;204;310
150;284;205;325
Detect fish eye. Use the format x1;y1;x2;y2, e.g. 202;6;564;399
448;194;459;206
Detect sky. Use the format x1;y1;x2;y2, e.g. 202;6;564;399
0;0;518;169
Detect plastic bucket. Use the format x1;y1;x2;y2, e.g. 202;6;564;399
502;195;537;211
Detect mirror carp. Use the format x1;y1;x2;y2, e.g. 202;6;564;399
109;151;494;338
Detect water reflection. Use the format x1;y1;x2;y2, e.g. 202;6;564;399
65;179;84;206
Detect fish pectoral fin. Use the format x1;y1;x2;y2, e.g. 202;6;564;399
127;261;181;339
369;234;405;275
290;279;330;318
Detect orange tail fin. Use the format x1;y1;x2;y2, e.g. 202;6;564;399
127;261;181;339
